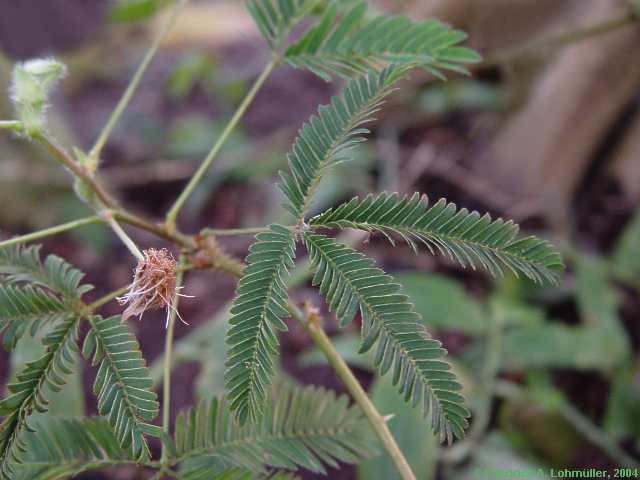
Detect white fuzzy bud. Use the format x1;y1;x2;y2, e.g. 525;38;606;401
10;58;67;135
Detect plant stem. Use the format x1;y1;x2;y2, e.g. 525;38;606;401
0;120;22;131
484;9;638;66
0;215;102;249
200;226;275;236
89;0;189;164
88;285;130;311
289;303;417;480
104;213;144;261
161;256;186;465
165;60;277;230
32;132;117;208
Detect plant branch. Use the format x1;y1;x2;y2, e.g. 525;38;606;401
161;255;186;466
31;132;117;208
288;303;417;480
0;120;22;131
200;226;276;236
103;212;144;261
0;215;101;249
88;285;130;311
89;0;189;164
165;59;277;230
484;7;638;67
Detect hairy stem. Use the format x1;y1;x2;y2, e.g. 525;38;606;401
161;256;186;465
485;8;638;66
0;215;101;249
165;60;277;229
32;132;117;207
289;303;417;480
89;0;189;164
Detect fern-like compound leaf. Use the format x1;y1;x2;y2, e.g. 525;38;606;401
0;284;68;351
225;225;296;425
283;1;480;81
11;417;134;480
0;245;93;300
0;315;80;480
175;383;376;475
279;64;409;221
303;233;470;443
310;192;564;284
247;0;320;51
83;315;159;460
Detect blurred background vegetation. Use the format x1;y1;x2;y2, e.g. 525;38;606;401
1;0;639;478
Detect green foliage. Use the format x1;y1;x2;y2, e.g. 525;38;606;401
303;233;469;443
0;284;68;351
175;383;377;475
247;0;320;51
311;192;564;284
0;245;93;301
11;417;133;480
611;210;640;285
250;0;480;81
279;65;409;220
0;315;80;479
83;315;160;460
109;0;170;23
396;273;486;335
225;225;296;425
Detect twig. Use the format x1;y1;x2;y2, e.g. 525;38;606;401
103;212;144;261
88;286;130;311
289;302;417;480
0;120;22;131
165;59;277;230
201;226;288;236
89;0;189;164
0;215;102;249
161;255;186;466
484;8;638;67
31;132;117;208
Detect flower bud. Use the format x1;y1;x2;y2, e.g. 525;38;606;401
10;58;67;135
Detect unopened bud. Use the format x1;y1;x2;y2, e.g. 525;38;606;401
10;58;66;135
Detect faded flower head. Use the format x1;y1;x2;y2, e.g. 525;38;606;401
117;248;188;327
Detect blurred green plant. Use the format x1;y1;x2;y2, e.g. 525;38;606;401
0;1;575;480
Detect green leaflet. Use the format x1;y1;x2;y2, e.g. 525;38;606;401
11;417;133;480
0;245;92;300
83;315;159;460
303;233;470;443
278;65;410;221
175;383;377;475
0;315;80;480
225;224;296;425
284;1;480;81
310;192;564;284
247;0;320;51
0;284;68;351
248;1;480;81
